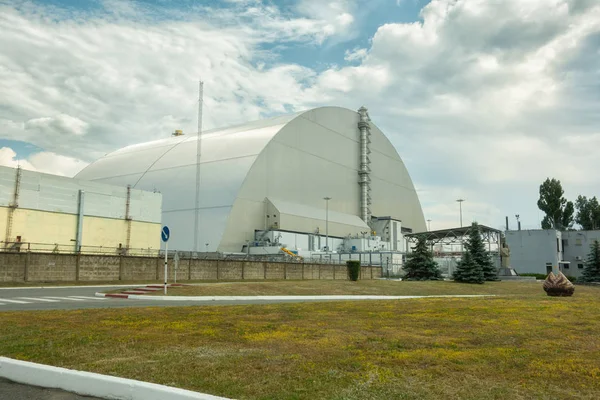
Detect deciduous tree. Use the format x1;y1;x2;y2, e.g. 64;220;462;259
537;178;574;229
575;196;600;230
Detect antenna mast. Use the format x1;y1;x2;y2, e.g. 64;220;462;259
193;81;204;253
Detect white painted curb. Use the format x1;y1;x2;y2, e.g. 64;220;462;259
0;284;142;290
0;357;231;400
96;293;496;301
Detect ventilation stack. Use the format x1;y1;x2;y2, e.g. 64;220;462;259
357;106;372;226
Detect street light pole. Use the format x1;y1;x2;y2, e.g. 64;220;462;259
427;219;431;231
456;199;465;227
324;197;331;252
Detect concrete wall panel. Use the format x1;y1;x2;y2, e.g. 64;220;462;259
0;252;382;283
79;256;120;281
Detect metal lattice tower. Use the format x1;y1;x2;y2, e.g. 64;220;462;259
125;184;132;253
193;81;204;253
4;166;22;247
357;106;372;225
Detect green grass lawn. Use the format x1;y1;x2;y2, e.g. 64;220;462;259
150;279;543;297
1;282;599;399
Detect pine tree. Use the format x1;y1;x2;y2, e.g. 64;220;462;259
403;235;442;280
465;222;498;281
581;240;600;283
453;249;484;284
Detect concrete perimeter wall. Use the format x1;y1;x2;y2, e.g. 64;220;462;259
0;253;382;283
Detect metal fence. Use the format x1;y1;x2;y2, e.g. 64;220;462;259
0;241;160;257
0;241;396;266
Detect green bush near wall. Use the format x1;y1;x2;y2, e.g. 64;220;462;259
346;260;361;281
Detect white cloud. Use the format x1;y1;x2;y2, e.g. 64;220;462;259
296;0;357;42
0;2;330;161
344;47;368;62
308;0;600;229
0;146;87;176
1;0;600;231
25;114;89;136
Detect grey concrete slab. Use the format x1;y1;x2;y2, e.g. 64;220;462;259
0;378;104;400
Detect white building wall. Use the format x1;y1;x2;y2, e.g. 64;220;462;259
561;230;600;278
505;230;562;275
0;166;161;223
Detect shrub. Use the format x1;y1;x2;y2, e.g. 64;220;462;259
346;260;361;281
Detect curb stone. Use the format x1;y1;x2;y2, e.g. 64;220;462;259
96;293;497;301
0;357;231;400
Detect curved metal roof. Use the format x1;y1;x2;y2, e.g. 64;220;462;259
77;106;426;252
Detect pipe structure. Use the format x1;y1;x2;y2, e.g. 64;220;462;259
357;106;372;225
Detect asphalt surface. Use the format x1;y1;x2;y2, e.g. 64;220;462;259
0;378;103;400
0;285;352;311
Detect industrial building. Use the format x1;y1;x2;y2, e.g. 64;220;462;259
76;106;426;268
505;229;600;278
0;165;162;254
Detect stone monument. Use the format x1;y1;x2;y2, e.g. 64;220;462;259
497;241;517;276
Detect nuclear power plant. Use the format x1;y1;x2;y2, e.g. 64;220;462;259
75;106;426;268
1;106;427;271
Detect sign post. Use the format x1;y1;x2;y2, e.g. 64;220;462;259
174;250;179;283
161;226;170;295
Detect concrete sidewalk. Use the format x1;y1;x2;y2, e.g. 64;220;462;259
96;292;497;301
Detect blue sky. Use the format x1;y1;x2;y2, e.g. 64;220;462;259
9;0;428;73
1;0;600;230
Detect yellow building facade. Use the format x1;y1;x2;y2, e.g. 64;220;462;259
1;166;162;254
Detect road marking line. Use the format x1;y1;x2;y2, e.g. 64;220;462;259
0;298;31;304
16;297;60;303
68;296;106;300
42;297;86;302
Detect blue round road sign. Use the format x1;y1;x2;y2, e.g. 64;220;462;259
161;226;170;242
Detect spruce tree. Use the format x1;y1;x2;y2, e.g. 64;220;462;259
403;235;442;280
465;222;498;281
453;249;484;284
581;240;600;283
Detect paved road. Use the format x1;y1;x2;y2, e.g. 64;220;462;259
0;378;103;400
0;285;352;311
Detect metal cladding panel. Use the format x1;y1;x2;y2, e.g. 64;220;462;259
124;156;256;213
0;165;161;223
221;106;426;251
137;191;163;223
74;106;426;251
83;191;126;219
268;198;369;229
76;142;184;181
151;125;285;170
0;167;15;206
74;113;299;252
161;207;231;251
19;170;77;214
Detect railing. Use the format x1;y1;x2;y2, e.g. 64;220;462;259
0;241;160;257
0;241;391;266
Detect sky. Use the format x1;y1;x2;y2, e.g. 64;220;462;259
1;0;600;232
